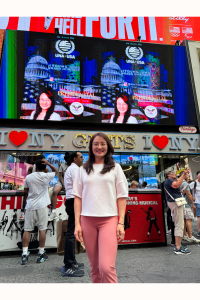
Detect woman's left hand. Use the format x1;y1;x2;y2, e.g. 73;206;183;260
117;223;125;243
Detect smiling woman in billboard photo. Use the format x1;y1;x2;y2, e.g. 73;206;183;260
109;92;138;124
29;88;61;121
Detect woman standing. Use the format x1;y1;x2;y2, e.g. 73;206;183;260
30;88;61;121
72;132;128;283
110;92;138;124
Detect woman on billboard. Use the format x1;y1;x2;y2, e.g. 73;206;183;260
72;132;128;283
30;89;61;121
110;92;138;124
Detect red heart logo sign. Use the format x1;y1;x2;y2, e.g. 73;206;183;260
9;131;28;147
152;135;169;150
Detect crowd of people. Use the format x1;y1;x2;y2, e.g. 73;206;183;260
19;131;200;283
164;169;200;255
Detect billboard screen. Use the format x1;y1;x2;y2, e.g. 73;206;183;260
0;17;200;45
0;29;197;126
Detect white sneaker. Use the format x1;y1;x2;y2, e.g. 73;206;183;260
193;217;197;221
188;236;200;243
182;235;191;242
48;212;58;221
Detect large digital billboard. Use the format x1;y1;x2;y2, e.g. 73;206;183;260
1;17;200;46
0;29;197;125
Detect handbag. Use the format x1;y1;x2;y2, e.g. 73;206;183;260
56;219;68;255
56;219;85;255
164;187;187;207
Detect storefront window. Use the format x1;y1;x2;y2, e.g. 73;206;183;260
0;151;199;191
121;154;142;188
0;151;37;190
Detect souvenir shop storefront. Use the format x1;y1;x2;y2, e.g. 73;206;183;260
0;126;199;252
1;27;200;252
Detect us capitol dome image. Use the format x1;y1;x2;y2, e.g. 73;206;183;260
101;58;124;86
24;55;50;80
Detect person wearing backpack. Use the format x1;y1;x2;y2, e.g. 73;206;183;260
189;171;200;237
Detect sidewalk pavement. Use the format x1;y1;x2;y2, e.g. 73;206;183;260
0;219;200;283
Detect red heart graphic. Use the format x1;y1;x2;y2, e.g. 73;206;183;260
9;131;28;147
129;157;132;160
152;135;168;150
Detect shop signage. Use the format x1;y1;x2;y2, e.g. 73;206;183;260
0;130;65;148
179;126;197;134
152;135;169;150
9;131;28;147
143;135;199;151
0;194;64;210
0;128;200;153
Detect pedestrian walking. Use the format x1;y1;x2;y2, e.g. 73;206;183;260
73;132;128;283
62;151;84;277
21;158;58;265
164;169;191;255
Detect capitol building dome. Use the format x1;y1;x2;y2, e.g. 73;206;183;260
25;55;50;80
101;59;124;85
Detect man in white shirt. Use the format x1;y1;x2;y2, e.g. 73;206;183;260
190;171;200;236
21;158;58;265
62;151;84;277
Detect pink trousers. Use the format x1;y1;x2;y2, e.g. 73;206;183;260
81;216;118;283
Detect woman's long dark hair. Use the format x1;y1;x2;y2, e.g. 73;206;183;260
113;91;132;124
33;88;55;120
83;132;115;175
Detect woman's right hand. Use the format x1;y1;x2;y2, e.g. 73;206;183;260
74;224;83;242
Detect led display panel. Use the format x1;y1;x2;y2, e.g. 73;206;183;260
0;29;197;125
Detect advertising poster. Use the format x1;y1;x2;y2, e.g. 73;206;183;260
120;192;166;245
0;17;200;45
0;194;67;252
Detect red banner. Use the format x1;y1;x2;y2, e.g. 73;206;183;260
0;195;65;210
119;192;166;245
0;17;200;45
